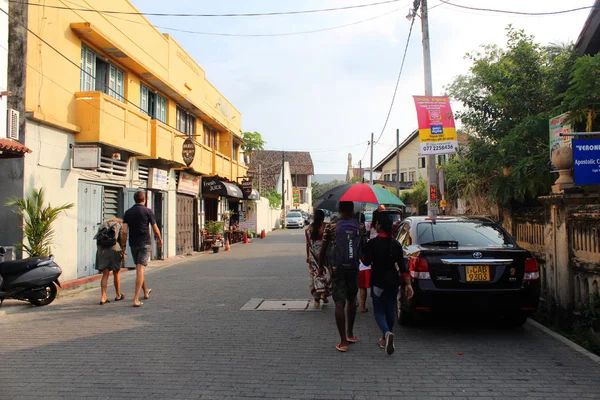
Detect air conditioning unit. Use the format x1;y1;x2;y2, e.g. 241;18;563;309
7;109;19;140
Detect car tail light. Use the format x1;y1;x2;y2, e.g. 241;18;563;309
408;256;431;280
524;258;540;280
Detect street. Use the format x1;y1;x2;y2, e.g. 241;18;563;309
1;230;599;400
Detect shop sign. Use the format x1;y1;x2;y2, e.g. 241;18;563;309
549;113;573;172
292;187;301;207
182;138;196;167
203;177;225;195
429;184;438;210
72;145;101;169
413;96;458;155
573;139;600;185
177;172;200;196
241;180;253;197
148;168;168;191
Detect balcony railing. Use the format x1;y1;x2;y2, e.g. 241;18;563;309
75;91;151;156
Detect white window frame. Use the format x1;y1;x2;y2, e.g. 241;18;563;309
80;44;125;102
141;84;167;123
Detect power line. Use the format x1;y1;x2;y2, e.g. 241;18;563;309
13;0;405;17
438;0;597;16
102;5;407;37
373;0;419;145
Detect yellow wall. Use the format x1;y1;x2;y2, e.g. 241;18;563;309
25;0;243;148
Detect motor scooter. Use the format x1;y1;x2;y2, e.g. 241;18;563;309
0;247;62;307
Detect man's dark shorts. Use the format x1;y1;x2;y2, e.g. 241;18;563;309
130;245;151;267
331;267;359;304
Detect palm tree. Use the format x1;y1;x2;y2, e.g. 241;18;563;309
5;188;74;257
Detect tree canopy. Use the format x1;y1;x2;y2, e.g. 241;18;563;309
445;26;578;207
242;131;266;158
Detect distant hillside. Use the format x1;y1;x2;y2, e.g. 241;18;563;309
312;174;347;184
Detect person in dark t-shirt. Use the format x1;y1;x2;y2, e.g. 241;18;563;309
122;190;162;307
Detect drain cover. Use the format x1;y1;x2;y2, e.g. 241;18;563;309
241;298;321;311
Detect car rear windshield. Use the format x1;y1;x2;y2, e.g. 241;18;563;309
287;212;302;218
416;221;515;247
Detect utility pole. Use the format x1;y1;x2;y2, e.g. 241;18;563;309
281;151;285;214
369;132;374;184
421;0;437;217
396;128;400;197
258;164;262;195
359;159;363;183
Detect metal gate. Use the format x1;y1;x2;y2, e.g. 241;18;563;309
77;182;103;278
176;194;194;256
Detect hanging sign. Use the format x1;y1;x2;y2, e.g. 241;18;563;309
573;139;600;185
292;187;301;207
413;96;458;155
429;185;438;209
182;138;196;167
549;113;573;172
241;180;253;198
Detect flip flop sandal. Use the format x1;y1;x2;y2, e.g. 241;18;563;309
347;336;359;343
99;300;110;305
144;289;152;299
133;302;144;307
115;294;126;301
335;344;348;352
360;308;368;313
378;339;385;349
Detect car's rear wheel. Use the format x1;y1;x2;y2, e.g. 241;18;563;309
506;312;528;328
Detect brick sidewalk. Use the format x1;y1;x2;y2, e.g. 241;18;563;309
1;230;599;400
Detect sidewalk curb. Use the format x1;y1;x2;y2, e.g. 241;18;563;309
60;252;208;291
527;319;600;365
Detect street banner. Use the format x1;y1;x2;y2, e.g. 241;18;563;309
549;113;573;172
292;187;301;207
573;139;600;185
413;96;458;155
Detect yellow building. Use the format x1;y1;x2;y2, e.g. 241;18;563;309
12;0;247;280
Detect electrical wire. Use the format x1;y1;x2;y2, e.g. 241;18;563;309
102;5;407;37
13;0;406;17
373;0;419;145
438;0;597;16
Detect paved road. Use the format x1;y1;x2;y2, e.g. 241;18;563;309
1;230;599;400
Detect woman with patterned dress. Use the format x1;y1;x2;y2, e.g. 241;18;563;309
305;209;331;307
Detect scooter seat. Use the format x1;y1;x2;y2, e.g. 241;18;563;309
0;257;48;276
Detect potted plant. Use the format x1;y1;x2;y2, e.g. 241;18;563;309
205;221;224;253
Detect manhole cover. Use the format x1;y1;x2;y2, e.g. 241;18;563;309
241;298;321;311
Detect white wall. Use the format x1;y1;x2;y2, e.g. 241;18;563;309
0;0;8;139
242;197;281;234
274;161;293;213
380;137;426;181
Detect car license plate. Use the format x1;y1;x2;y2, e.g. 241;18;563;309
465;265;490;282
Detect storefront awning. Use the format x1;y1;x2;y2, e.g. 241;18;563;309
0;138;32;158
202;177;243;199
247;190;260;200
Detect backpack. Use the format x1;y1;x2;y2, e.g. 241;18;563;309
334;219;362;270
96;223;118;247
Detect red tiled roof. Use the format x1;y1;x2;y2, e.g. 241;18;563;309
0;138;32;154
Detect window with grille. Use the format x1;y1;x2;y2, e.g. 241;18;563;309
80;44;125;102
103;187;122;221
176;107;196;136
203;124;217;149
409;171;416;182
141;84;167;123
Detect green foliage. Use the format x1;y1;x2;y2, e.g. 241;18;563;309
311;179;347;204
445;26;577;207
400;178;427;215
205;220;225;236
349;176;363;184
5;188;74;256
264;189;282;209
561;54;600;132
242;131;266;158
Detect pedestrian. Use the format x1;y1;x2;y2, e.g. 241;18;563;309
357;212;371;313
94;218;126;305
305;209;331;307
321;201;362;352
121;190;163;307
362;213;414;355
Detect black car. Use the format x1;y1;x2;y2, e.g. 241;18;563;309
396;216;540;327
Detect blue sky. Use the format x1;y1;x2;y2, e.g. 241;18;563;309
129;0;594;174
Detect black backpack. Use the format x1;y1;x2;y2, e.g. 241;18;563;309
334;219;362;270
96;224;117;247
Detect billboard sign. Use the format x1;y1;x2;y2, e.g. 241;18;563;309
549;113;573;171
413;96;458;155
573;139;600;185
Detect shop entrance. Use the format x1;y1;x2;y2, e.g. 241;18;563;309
176;194;195;256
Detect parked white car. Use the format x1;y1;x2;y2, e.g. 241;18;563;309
285;211;304;229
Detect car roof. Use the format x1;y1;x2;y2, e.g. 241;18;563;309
404;215;496;224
